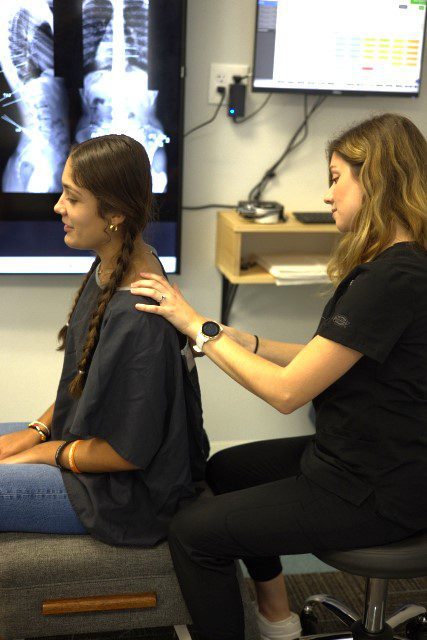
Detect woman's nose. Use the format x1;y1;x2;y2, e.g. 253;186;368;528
324;185;334;205
54;195;65;214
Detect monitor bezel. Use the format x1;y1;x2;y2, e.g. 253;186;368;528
251;0;427;98
0;0;187;275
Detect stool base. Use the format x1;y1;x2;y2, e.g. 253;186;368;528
301;579;426;640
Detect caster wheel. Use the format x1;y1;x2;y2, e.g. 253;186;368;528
406;615;427;640
301;609;319;635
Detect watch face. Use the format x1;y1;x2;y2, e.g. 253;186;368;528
202;321;221;338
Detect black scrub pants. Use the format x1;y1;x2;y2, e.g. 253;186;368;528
168;436;414;640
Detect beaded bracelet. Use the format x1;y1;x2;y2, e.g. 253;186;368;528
68;440;82;474
55;441;70;471
28;420;51;439
28;424;48;442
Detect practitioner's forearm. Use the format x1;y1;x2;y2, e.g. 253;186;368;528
257;338;305;366
222;325;305;366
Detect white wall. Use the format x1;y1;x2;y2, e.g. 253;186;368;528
1;0;426;449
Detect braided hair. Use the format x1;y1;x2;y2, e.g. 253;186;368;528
57;134;153;398
57;257;100;350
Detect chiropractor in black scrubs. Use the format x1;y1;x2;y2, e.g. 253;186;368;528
130;113;427;640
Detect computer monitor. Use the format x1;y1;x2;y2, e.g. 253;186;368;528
253;0;427;96
0;0;186;274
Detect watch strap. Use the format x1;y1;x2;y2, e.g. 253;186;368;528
195;331;209;352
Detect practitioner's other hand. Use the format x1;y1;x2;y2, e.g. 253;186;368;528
0;429;40;461
131;273;204;338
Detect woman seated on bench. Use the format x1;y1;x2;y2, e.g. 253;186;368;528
0;134;207;546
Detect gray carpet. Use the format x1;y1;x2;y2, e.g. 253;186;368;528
32;572;427;639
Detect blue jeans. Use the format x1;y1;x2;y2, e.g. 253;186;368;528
0;423;86;534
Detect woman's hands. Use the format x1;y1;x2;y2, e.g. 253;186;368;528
131;273;205;338
0;440;58;465
0;428;41;461
0;438;139;472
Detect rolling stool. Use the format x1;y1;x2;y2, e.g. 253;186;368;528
301;530;427;640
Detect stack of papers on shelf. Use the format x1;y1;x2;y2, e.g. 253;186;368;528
255;253;330;286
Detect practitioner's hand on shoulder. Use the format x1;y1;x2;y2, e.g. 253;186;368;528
131;273;204;338
0;429;40;461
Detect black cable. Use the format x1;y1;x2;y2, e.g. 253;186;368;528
182;94;325;211
184;88;226;137
248;94;320;200
248;94;327;202
182;204;235;210
234;93;272;125
287;94;309;151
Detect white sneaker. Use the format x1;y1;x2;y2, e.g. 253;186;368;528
255;609;302;640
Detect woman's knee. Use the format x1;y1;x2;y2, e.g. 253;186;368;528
206;450;227;492
169;494;232;558
169;505;195;546
206;446;248;494
169;498;213;546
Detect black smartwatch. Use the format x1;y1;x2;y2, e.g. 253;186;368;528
194;321;223;353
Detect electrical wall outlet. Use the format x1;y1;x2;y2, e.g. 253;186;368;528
208;63;250;105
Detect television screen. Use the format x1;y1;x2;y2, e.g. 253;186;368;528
253;0;427;96
0;0;185;274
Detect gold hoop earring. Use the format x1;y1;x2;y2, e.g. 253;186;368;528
109;224;119;232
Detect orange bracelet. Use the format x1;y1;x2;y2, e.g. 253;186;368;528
68;440;82;474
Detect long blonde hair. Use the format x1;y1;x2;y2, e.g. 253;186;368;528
326;113;427;286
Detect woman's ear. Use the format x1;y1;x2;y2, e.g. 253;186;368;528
109;213;125;227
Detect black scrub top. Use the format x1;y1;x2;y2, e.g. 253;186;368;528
301;242;427;532
51;267;208;546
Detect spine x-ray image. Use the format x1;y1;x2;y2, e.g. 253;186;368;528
0;0;69;193
0;0;169;194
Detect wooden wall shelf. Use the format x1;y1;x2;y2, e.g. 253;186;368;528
215;210;339;322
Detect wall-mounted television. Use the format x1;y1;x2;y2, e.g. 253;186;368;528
253;0;426;96
0;0;186;274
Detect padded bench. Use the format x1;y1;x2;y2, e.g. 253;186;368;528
0;424;260;640
0;531;260;640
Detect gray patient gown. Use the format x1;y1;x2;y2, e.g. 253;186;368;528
51;267;208;546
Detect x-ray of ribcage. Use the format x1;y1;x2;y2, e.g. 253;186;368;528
0;0;169;194
0;0;69;193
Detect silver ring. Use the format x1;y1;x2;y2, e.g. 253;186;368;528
159;294;166;304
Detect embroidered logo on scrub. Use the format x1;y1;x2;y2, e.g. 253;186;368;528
332;314;350;327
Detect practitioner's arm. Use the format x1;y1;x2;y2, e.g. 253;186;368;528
0;402;55;460
130;273;362;414
221;325;305;366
